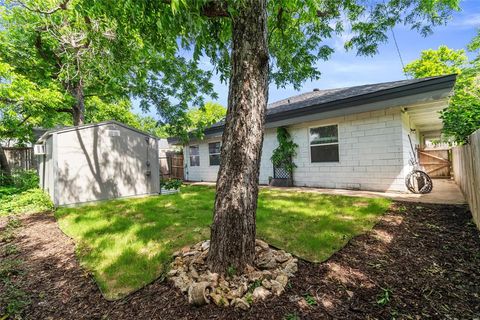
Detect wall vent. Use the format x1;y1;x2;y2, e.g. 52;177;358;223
106;129;120;137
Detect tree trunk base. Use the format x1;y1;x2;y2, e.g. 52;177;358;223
169;239;298;309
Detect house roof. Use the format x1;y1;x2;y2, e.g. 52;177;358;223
199;74;456;137
37;120;159;143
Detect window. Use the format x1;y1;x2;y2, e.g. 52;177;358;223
309;125;339;162
189;145;200;166
209;142;221;166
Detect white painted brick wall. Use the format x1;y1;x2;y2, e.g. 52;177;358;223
184;107;412;192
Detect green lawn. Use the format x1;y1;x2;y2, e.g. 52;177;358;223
55;185;391;300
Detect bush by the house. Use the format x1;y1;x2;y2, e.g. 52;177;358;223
161;178;183;190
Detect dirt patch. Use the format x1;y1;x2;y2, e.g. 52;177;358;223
1;202;479;319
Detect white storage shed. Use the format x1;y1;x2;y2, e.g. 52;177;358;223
36;121;160;206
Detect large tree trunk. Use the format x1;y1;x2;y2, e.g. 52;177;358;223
71;81;85;126
208;0;269;274
0;145;12;185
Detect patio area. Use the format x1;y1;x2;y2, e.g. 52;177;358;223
188;179;466;205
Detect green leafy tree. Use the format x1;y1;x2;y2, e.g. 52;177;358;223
168;102;226;141
0;0;216;126
0;59;69;180
84;97;168;137
106;0;460;274
404;44;480;143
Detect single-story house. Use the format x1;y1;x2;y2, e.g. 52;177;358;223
173;75;456;192
36;121;160;206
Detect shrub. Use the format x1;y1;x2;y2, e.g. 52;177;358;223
0;188;53;216
160;178;182;190
0;170;39;191
12;170;39;190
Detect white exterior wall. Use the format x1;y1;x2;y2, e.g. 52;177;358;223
288;108;405;191
38;137;55;201
401;111;421;176
184;107;410;192
184;137;222;182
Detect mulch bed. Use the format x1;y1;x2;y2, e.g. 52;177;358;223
1;202;479;319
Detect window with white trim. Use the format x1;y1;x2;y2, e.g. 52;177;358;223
209;142;221;166
189;145;200;166
309;125;339;162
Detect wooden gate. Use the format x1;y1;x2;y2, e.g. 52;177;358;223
418;148;451;178
161;152;184;180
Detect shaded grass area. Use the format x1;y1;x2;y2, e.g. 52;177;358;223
55;185;390;300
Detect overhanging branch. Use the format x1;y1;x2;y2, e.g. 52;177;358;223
162;0;229;17
15;0;69;15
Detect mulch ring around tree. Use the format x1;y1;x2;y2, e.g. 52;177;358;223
1;202;479;319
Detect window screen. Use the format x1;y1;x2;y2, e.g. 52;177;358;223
310;125;339;162
209;142;221;166
189;145;200;166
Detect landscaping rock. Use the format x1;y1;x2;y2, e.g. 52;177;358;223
275;274;289;287
256;251;277;269
201;240;210;251
252;286;271;301
168;239;298;309
255;239;269;250
283;259;298;276
233;298;250;310
187;281;211;305
270;280;284;296
262;279;272;289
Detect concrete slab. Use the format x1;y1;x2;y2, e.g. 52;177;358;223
186;179;466;205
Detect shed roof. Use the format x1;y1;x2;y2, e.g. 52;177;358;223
37;120;159;143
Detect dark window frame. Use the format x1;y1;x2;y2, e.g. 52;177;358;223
309;124;340;163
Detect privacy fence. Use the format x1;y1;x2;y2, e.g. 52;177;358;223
452;129;480;229
4;147;36;171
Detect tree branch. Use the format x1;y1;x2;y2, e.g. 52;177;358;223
56;108;73;114
0;97;19;104
15;0;69;15
162;0;229;17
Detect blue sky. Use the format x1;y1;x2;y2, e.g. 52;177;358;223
134;0;479;117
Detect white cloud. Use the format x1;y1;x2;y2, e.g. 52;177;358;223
450;13;480;28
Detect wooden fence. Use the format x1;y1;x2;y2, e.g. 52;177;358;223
452;129;480;229
159;152;184;180
4;147;36;171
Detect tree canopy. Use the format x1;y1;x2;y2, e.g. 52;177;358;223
0;0;217;141
104;0;460;89
404;42;480;144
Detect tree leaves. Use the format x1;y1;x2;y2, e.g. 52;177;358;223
404;43;480;144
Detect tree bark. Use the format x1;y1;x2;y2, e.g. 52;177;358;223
208;0;269;274
71;81;85;126
0;145;13;185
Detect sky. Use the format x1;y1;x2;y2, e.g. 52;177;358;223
134;0;479;117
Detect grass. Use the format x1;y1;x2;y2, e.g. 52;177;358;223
55;185;391;300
